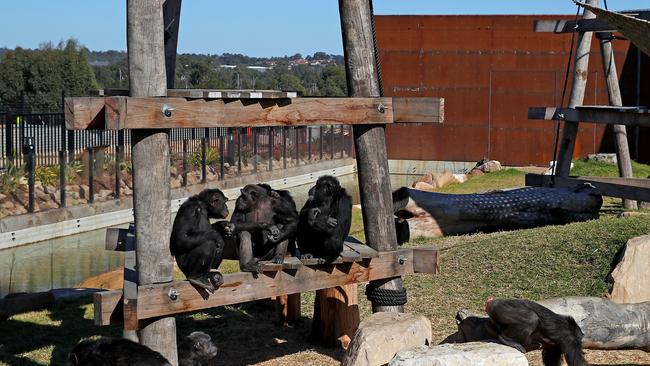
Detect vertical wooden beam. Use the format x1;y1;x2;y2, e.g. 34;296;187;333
339;0;404;313
598;34;637;210
127;0;177;364
556;0;598;177
163;0;182;89
311;284;360;349
275;293;301;326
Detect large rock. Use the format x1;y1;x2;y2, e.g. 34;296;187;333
474;160;502;173
609;235;650;303
413;182;435;191
413;172;458;189
389;343;528;366
342;312;432;366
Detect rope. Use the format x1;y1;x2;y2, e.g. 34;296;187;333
550;5;582;186
368;0;384;97
365;283;407;306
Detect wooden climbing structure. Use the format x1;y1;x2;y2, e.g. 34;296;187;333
65;1;443;364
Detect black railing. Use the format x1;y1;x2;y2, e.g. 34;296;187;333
0;111;353;214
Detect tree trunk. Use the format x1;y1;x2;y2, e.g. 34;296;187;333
127;0;176;364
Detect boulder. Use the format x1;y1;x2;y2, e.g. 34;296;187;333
97;189;113;200
609;235;650;303
79;184;90;199
431;171;457;188
413;173;434;186
76;268;123;290
475;160;502;173
389;343;528;366
413;182;435;191
342;312;432;366
467;169;484;178
587;153;617;165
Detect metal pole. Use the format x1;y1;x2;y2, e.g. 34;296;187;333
201;136;207;183
27;149;35;213
182;138;188;186
320;126;324;160
219;129;225;180
268;127;274;171
59;150;66;208
308;127;312;163
237;129;242;176
253;128;258;174
283;127;287;169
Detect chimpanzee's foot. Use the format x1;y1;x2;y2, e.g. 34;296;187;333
300;253;314;260
188;276;216;293
208;271;224;289
240;261;262;274
271;255;285;264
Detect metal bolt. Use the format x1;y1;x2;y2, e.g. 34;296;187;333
397;255;407;265
162;104;175;118
168;288;179;301
377;103;386;113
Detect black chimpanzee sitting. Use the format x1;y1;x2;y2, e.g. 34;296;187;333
178;331;218;366
67;337;170;365
297;175;352;262
170;188;229;293
455;298;587;366
224;184;298;273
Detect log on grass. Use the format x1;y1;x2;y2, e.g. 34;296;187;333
392;184;602;238
538;297;650;351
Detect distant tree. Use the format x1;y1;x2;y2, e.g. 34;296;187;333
318;64;347;96
277;73;305;94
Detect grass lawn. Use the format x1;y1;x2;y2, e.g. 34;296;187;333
1;159;649;365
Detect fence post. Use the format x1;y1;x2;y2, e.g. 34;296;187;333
308;127;312;163
182;139;188;186
237;129;242;176
283;127;287;169
88;147;95;204
268;127;273;171
59;150;66;208
4;114;13;163
23;137;35;213
294;127;299;166
320;126;324;160
201;135;207;183
253;128;258;174
219;129;225;180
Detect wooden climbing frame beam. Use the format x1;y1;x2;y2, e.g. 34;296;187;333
93;246;438;327
528;106;650;128
65;96;444;130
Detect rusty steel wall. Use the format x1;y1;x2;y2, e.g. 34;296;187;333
376;15;640;166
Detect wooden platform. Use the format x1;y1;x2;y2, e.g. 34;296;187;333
93;88;300;99
65;96;444;130
94;245;438;327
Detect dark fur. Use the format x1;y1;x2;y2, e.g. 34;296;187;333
170;189;229;290
67;337;171;366
457;299;587;366
228;184;298;272
178;331;218;366
297;175;352;262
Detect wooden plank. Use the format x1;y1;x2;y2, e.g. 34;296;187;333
344;242;379;258
95;248;434;325
534;18;616;33
64;97;105;130
393;97;444;123
412;247;440;274
97;89;299;99
281;256;303;270
525;174;650;201
528;106;650;127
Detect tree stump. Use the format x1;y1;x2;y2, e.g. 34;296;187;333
312;285;360;349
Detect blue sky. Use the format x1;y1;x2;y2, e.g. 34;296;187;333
1;1;648;56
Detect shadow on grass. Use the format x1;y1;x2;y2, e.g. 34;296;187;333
0;298;342;366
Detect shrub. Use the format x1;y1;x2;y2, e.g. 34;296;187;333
189;146;220;167
0;160;26;193
35;165;59;187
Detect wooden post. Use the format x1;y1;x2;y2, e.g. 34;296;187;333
163;0;181;89
127;1;177;364
338;0;404;313
598;34;637;210
556;0;598;177
275;293;301;326
311;284;360;349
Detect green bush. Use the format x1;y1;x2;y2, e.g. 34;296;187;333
0;160;26;193
189;146;220;167
35;165;59;187
64;160;83;184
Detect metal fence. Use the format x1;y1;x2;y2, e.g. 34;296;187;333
0;111;354;214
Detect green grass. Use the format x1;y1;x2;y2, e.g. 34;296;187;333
572;158;650;178
2;158;650;365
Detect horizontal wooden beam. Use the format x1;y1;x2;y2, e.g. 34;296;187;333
525;173;650;201
93;89;299;99
528;106;650;128
94;246;438;326
534;18;616;33
65;96;444;130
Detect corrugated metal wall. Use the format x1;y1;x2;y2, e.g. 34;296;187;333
376;15;644;166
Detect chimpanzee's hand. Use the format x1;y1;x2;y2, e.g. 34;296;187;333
267;225;281;241
270;190;281;199
327;217;338;228
223;223;235;237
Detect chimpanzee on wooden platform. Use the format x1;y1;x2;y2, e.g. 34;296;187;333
297;175;352;262
222;184;298;273
453;298;587;366
170;189;229;293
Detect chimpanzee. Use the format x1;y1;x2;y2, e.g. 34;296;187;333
455;298;587;366
297;175;352;262
67;337;171;365
170;189;229;293
178;331;218;366
226;184;298;272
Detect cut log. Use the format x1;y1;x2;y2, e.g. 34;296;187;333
538;297;650;351
393;185;602;238
311;284;360;349
449;297;650;351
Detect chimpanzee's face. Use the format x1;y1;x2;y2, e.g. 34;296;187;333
186;331;218;362
199;189;229;218
308;176;339;206
235;184;266;212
